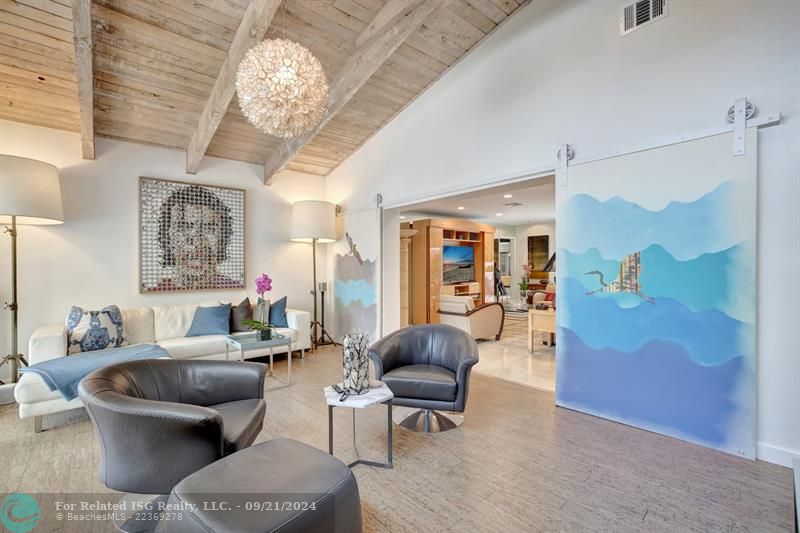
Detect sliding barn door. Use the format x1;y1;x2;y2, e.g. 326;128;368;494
331;207;382;344
555;130;757;458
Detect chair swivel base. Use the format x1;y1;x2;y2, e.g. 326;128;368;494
392;407;464;433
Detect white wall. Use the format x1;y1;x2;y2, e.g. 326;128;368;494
0;120;326;380
326;1;800;465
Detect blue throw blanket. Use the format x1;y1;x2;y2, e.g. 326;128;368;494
20;344;169;401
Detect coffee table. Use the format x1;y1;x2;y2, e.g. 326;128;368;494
224;332;296;384
324;383;393;469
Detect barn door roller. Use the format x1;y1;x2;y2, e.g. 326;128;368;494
728;97;756;156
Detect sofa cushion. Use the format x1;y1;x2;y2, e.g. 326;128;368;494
186;304;231;337
230;297;252;333
382;364;457;402
122;307;155;344
66;305;127;354
252;298;270;325
157;335;228;359
153;301;218;341
269;296;288;328
211;398;266;455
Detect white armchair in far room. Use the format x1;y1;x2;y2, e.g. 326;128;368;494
437;295;505;341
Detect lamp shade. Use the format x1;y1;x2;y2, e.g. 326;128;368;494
290;200;335;243
0;155;64;225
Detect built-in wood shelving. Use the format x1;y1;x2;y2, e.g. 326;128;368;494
442;229;481;242
408;218;495;325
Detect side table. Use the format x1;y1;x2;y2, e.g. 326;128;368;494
324;383;394;469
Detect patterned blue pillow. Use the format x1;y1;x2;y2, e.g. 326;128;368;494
66;305;127;354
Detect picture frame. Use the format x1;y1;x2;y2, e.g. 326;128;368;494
138;176;246;293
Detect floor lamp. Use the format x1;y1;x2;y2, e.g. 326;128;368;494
0;155;64;385
290;200;337;351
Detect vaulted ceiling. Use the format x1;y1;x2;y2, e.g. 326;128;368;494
1;0;527;182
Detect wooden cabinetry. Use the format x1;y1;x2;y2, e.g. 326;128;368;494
409;218;495;324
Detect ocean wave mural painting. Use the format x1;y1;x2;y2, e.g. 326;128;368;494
334;226;378;343
556;132;756;458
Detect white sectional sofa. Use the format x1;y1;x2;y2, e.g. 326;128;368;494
14;300;310;429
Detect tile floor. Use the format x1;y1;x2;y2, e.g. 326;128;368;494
473;312;556;391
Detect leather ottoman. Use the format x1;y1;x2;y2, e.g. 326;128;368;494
158;438;362;533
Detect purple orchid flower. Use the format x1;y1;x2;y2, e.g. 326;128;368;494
255;273;273;296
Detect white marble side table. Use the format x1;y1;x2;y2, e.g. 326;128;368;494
324;383;394;469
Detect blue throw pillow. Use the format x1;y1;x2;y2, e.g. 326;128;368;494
269;296;288;328
186;304;231;337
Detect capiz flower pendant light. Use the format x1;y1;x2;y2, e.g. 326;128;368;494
235;38;329;138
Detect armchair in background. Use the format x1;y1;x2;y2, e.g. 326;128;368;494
532;281;557;308
437;295;504;341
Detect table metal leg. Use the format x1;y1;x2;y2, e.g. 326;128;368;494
344;400;393;470
328;405;334;455
387;399;393;467
264;342;292;386
225;344;229;361
239;347;244;362
301;348;305;359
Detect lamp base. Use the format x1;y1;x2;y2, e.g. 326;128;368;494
311;321;339;348
0;353;27;385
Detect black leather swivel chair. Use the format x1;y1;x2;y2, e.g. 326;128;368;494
369;324;479;432
78;359;266;495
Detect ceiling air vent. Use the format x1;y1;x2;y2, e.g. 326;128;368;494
504;202;523;208
620;0;668;36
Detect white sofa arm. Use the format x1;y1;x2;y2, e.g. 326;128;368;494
28;325;68;365
286;309;311;350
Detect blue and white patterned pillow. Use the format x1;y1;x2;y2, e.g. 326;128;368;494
66;305;127;354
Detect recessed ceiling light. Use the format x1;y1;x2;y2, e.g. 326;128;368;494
503;194;513;198
457;206;465;210
496;213;503;217
399;215;406;219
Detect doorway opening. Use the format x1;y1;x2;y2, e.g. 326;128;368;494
389;175;557;392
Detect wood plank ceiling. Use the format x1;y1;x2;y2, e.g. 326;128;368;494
0;0;526;180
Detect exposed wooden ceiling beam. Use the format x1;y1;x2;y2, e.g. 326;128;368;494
72;0;95;159
357;0;427;50
263;0;437;185
185;0;282;174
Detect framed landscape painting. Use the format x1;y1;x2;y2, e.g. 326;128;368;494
528;235;550;270
139;177;246;293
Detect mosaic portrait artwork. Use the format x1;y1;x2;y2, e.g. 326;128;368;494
139;177;245;293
